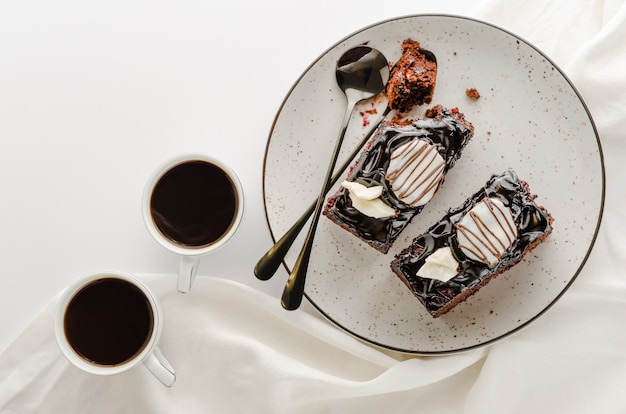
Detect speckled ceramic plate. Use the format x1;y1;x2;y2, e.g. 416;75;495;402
262;15;604;354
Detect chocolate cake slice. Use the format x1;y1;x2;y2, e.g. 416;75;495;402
323;105;474;253
390;170;554;318
386;39;437;112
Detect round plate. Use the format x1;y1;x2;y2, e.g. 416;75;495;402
262;15;604;354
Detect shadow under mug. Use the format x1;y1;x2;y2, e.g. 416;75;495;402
142;154;244;293
54;271;176;387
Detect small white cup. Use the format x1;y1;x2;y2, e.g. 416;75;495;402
142;154;244;293
54;271;176;387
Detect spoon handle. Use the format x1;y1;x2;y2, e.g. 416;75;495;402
254;106;391;282
282;97;383;310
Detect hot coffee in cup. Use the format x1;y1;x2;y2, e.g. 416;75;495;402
142;154;244;293
55;272;176;387
150;160;238;248
64;278;153;366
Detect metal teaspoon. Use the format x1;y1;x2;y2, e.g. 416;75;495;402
253;107;390;281
254;48;437;285
280;46;390;310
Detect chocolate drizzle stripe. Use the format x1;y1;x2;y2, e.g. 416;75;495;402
401;161;444;205
395;150;436;199
457;217;498;263
490;198;518;243
387;140;428;182
387;140;445;207
456;197;518;265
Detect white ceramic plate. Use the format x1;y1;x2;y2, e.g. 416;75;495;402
262;15;604;354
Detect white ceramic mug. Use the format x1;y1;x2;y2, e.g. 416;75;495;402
54;271;176;387
142;153;244;293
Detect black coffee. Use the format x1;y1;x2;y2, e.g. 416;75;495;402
64;278;154;366
150;160;238;247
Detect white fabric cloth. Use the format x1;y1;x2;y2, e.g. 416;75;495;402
0;275;489;413
2;0;626;412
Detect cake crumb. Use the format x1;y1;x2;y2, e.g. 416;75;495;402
361;114;370;126
360;108;378;127
466;88;480;99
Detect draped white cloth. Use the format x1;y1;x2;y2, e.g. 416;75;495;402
2;0;626;412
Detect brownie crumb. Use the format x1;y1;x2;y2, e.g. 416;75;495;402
359;108;378;127
466;88;480;99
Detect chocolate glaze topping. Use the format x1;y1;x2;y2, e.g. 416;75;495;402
390;170;553;316
324;105;474;252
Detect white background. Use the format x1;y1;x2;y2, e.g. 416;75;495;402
1;0;491;353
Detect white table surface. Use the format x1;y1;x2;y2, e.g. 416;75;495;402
0;0;492;354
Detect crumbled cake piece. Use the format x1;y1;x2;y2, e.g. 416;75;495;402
466;88;480;99
386;39;437;113
323;105;474;253
390;170;554;317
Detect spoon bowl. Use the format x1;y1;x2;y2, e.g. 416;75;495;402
336;46;390;95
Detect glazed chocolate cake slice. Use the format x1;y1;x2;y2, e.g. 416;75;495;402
323;105;474;253
390;170;554;318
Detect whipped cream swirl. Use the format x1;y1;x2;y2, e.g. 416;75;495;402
417;246;459;282
341;181;396;219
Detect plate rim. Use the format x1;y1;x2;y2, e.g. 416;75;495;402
261;14;606;354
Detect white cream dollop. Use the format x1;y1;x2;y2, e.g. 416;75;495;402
456;197;518;266
386;138;446;207
417;246;460;282
341;181;396;219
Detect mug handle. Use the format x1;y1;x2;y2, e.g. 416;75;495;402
178;256;200;293
143;347;176;387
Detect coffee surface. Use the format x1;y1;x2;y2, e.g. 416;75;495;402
64;278;154;366
150;161;238;247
